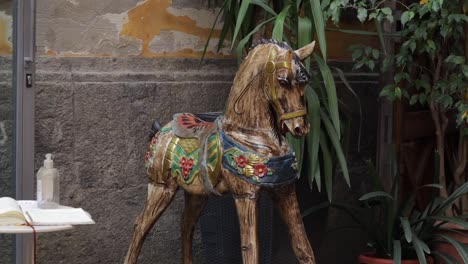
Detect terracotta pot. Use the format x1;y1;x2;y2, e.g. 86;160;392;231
433;223;468;264
359;253;434;264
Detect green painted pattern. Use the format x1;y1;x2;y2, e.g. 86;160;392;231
171;133;220;184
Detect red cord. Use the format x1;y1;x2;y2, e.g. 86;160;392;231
25;222;37;264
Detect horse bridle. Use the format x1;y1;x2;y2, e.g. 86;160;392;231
263;48;307;122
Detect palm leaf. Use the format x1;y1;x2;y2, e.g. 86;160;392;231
236;17;276;63
286;134;304;174
320;130;333;202
412;231;429;264
435;182;468;215
305;86;321;190
430;216;468;229
359;191;393;201
430;251;460;264
200;2;226;65
400;217;412;242
332;66;362;151
298;16;313;68
309;0;327;60
251;0;277;16
272;5;291;41
320;110;350;186
393;240;402;264
436;234;468;264
231;0;252;50
315;54;341;140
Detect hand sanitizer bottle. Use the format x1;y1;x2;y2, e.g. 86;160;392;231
37;154;60;209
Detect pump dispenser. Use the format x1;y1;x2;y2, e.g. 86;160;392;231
37;153;60;208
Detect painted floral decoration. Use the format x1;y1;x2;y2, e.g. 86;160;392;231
180;157;195;179
145;133;160;171
145;151;151;163
253;164;268;177
224;148;273;181
236;155;248;168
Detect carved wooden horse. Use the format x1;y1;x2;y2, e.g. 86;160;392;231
125;39;317;264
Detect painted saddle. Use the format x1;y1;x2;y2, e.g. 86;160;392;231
145;113;299;191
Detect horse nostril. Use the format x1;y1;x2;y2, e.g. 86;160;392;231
294;127;303;135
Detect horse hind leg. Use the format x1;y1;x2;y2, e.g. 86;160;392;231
181;192;208;264
124;181;178;264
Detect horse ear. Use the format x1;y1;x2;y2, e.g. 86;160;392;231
294;41;316;60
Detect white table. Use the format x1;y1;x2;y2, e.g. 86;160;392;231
0;201;74;264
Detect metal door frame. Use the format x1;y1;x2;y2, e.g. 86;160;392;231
14;0;35;263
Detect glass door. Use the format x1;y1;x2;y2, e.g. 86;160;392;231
1;0;35;263
0;0;17;262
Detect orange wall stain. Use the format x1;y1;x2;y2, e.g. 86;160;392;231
0;16;12;55
120;0;222;57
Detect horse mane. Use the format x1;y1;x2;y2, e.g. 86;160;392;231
249;38;293;51
248;39;310;85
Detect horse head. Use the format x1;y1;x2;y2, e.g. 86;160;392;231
224;39;316;151
261;40;315;138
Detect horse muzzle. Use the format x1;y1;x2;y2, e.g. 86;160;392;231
281;114;310;138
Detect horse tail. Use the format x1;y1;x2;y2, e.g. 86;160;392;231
149;120;162;141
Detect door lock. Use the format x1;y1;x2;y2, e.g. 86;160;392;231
26;74;33;88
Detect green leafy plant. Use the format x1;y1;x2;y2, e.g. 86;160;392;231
203;0;357;201
323;0;468;211
333;153;468;264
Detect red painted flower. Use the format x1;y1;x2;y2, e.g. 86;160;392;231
253;164;268;177
151;136;158;146
182;168;190;179
236;155;248;168
180;157;187;168
187;158;194;168
145;151;151;162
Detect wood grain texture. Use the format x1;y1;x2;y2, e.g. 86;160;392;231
270;185;316;263
125;40;316;264
124;181;178;264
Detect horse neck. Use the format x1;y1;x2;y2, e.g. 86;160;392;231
222;69;290;156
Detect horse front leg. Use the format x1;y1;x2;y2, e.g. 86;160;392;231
181;192;208;264
270;184;316;264
124;181;178;264
234;195;259;264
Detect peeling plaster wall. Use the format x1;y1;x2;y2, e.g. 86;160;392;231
36;0;376;59
37;0;230;58
0;4;12;55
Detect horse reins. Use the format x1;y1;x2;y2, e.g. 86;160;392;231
263;48;307;122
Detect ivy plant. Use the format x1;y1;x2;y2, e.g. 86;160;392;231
323;0;468;211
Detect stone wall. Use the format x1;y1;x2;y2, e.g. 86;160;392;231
33;56;235;264
33;1;234;262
